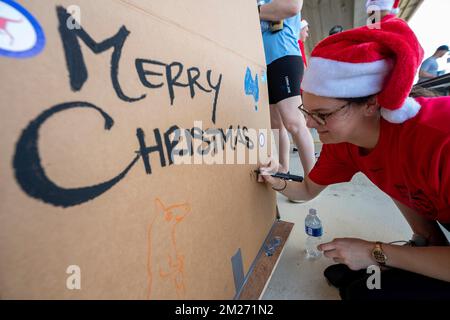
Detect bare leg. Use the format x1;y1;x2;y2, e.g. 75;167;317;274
276;95;315;175
270;104;290;173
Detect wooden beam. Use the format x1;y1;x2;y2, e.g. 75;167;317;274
237;220;294;300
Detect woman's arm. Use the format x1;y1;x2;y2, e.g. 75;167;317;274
393;199;449;246
319;199;450;282
259;0;303;22
258;158;327;201
383;244;450;282
319;238;450;283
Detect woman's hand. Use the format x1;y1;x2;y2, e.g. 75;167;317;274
319;238;376;271
257;158;285;189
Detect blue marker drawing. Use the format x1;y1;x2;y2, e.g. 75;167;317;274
0;0;46;58
244;67;259;111
261;70;267;83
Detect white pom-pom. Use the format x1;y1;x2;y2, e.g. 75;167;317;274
381;97;421;124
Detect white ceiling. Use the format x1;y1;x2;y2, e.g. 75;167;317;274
302;0;424;56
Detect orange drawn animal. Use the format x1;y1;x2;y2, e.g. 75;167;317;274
147;198;191;299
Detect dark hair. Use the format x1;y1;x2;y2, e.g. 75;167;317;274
338;86;439;105
409;86;440;98
329;25;344;36
339;95;376;105
437;45;449;52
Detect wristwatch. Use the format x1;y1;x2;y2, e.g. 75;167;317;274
372;241;387;266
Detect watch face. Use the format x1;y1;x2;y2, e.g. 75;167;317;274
373;249;387;263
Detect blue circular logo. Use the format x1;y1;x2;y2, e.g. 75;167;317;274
0;0;45;58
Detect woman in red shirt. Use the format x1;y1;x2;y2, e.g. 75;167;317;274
259;14;450;299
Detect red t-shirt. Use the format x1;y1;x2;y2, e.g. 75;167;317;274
309;97;450;223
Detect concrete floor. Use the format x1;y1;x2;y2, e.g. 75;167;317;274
261;132;447;300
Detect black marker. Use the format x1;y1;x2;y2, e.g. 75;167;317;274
254;170;303;182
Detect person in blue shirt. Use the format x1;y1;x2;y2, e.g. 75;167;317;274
258;0;315;179
418;45;449;83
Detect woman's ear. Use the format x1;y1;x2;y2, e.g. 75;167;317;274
364;96;380;116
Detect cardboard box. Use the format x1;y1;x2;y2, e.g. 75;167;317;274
0;0;275;299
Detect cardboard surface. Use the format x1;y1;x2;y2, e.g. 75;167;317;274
0;0;276;299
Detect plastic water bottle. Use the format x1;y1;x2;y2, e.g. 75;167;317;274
305;208;323;259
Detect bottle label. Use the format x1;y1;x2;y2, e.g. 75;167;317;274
305;226;323;237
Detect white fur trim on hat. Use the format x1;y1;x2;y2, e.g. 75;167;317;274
301;57;392;98
381;97;421;123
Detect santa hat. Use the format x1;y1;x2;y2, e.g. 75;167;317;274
300;19;309;30
366;0;401;14
301;15;424;124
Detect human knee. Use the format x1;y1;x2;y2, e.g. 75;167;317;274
284;121;303;135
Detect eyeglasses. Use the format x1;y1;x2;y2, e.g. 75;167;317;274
298;103;350;126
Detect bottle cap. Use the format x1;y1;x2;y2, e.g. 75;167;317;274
309;208;317;215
